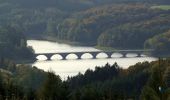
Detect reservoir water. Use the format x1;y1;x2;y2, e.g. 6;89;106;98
27;40;157;80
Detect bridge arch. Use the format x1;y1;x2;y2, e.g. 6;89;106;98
96;52;108;59
126;53;138;58
51;54;63;60
111;53;123;58
34;49;150;60
36;55;48;61
66;53;78;60
81;53;93;59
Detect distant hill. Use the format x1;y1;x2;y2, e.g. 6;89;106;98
1;0;170;11
0;0;170;55
57;4;170;50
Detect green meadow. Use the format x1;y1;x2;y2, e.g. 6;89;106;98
151;5;170;10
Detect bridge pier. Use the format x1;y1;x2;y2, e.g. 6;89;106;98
76;53;83;59
121;53;127;58
91;52;99;59
136;53;141;57
35;50;152;61
45;54;53;61
61;54;68;60
105;52;113;58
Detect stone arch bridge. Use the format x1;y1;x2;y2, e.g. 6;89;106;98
35;50;153;61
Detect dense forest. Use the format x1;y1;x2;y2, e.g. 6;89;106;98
58;4;170;49
145;30;170;56
0;0;169;100
0;58;169;99
0;0;170;56
0;26;34;61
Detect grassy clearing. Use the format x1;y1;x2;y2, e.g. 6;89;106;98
151;5;170;10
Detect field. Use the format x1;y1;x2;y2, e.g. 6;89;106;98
151;5;170;10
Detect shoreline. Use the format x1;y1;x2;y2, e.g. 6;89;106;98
27;35;156;56
15;58;36;64
27;36;151;52
27;34;89;46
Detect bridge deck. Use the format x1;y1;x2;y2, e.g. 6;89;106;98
35;49;153;55
34;49;153;60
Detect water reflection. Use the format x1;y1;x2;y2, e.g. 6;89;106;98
96;52;108;58
34;57;157;80
111;53;123;58
51;54;63;60
66;54;78;60
36;55;47;61
27;40;158;80
126;53;138;58
81;53;93;59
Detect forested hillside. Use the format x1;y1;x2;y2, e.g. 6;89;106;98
0;26;34;61
145;30;170;56
67;60;170;100
0;0;169;99
0;60;48;99
0;0;170;56
0;58;169;99
58;4;170;48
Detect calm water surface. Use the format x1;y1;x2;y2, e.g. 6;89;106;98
27;40;157;80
